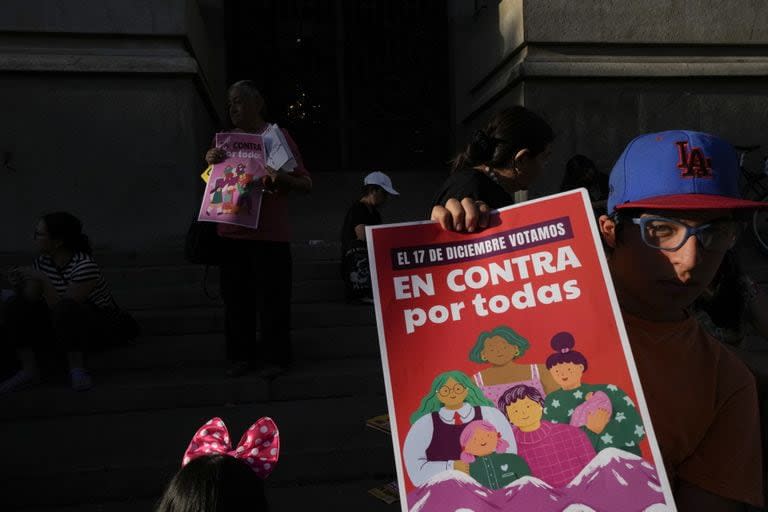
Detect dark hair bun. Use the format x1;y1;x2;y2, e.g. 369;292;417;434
550;331;575;351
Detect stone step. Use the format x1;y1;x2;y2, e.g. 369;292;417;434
0;357;385;421
1;395;395;508
130;302;375;335
0;242;342;268
112;278;346;310
103;259;341;291
17;479;399;512
89;325;381;371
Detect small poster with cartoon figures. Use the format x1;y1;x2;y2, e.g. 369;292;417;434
197;132;265;229
367;190;676;512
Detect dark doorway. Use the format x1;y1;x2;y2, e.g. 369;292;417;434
226;0;450;173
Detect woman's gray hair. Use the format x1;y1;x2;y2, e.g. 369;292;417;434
228;80;262;100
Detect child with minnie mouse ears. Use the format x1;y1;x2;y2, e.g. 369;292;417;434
155;416;279;512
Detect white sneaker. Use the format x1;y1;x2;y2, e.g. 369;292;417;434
0;370;40;393
70;368;93;391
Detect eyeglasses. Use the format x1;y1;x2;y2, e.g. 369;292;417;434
437;384;466;397
631;216;740;252
33;230;48;240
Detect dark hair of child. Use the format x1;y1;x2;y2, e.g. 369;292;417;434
155;455;269;512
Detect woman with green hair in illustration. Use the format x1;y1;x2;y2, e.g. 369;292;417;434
403;370;518;487
469;326;559;408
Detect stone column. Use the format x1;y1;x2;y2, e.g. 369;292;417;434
449;0;768;197
0;0;226;252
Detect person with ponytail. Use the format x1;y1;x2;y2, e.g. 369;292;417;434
0;212;129;392
542;332;645;456
425;130;766;508
431;106;554;231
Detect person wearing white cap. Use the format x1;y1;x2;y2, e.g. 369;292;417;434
363;171;399;196
340;172;399;303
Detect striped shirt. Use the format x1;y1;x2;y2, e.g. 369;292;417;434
33;252;116;310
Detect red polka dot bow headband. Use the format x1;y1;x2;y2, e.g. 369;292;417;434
182;416;280;478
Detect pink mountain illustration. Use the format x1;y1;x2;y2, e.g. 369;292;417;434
489;475;563;509
405;448;670;512
563;447;669;511
406;470;497;512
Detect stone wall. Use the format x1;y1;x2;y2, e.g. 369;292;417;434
449;0;768;197
0;0;225;252
4;1;768;251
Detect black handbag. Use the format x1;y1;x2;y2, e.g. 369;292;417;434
185;218;224;265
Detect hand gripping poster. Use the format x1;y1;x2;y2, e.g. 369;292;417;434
197;132;265;229
367;190;675;512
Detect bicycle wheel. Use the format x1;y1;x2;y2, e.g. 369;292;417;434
751;193;768;255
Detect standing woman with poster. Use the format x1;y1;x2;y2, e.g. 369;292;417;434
431;106;554;231
205;81;312;377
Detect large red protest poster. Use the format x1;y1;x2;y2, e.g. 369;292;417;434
367;190;675;512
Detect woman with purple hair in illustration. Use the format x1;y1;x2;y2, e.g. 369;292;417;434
403;370;518;487
543;332;645;455
500;384;595;488
458;420;530;489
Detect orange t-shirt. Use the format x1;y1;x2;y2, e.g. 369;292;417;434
624;311;764;507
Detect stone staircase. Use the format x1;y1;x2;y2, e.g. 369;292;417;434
0;244;398;511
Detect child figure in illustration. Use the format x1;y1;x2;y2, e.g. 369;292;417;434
235;164;256;215
221;168;237;214
459;420;531;490
469;326;559;407
543;332;645;455
403;370;518;487
206;178;226;216
500;384;596;488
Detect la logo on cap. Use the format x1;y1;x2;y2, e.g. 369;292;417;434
675;141;713;179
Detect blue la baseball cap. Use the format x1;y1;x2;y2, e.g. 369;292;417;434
608;130;766;213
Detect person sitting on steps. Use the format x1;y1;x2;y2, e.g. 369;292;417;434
0;212;136;393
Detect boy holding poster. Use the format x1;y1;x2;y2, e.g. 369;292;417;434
427;130;764;511
371;187;669;511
